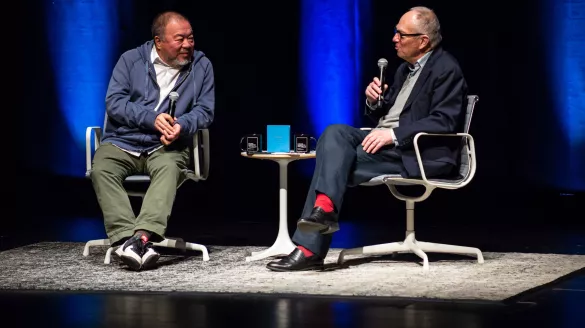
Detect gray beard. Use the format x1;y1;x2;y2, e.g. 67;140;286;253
172;58;191;68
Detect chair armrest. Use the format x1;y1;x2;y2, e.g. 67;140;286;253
192;129;210;180
413;132;477;189
85;126;102;176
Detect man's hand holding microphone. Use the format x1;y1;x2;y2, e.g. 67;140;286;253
155;91;181;146
362;59;394;154
365;77;388;107
155;114;180;146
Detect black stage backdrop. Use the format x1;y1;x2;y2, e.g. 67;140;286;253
13;0;582;245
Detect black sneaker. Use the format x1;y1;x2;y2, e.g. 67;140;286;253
141;242;160;270
120;235;144;271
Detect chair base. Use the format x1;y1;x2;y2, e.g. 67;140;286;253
245;233;296;262
337;231;484;272
341;180;485;272
83;238;210;264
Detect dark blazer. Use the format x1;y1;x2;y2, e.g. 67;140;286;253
366;47;468;178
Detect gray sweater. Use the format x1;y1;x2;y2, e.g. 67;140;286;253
374;51;433;130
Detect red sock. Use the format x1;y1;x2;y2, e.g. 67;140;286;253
135;230;150;244
315;193;334;212
297;246;314;257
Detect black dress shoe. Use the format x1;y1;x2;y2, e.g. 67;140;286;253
297;206;339;234
266;248;324;272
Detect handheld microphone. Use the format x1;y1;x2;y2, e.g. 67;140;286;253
169;91;179;119
377;58;388;107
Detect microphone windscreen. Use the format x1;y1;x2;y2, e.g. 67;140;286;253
377;58;388;68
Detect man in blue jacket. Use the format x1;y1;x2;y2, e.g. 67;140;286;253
267;6;468;272
91;11;215;271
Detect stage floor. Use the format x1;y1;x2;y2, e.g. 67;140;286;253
3;182;584;327
2;219;584;327
3;242;585;303
0;274;584;328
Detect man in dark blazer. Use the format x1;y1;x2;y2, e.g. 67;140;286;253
267;6;468;272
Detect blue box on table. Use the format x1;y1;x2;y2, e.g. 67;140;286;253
267;125;290;153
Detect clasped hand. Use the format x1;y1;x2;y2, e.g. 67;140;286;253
155;113;181;146
362;129;393;154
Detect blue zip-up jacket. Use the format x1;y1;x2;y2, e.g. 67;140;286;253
102;40;215;153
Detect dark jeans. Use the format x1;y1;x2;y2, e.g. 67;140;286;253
292;124;404;257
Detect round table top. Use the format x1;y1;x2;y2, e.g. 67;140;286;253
240;151;316;159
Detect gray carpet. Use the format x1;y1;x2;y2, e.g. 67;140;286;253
1;242;584;301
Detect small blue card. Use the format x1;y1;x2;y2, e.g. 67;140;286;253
267;125;290;153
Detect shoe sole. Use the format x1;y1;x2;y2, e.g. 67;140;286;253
297;220;339;234
141;253;160;270
266;264;324;272
120;255;142;271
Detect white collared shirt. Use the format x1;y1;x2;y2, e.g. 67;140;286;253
151;46;182;111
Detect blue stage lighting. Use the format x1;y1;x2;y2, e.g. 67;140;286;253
300;0;371;136
548;0;585;191
298;0;371;178
46;0;119;177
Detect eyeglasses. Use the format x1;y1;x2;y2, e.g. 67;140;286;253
394;27;424;38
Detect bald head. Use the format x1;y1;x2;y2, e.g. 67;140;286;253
408;6;442;49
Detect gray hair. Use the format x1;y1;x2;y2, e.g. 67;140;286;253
151;11;189;41
410;6;442;48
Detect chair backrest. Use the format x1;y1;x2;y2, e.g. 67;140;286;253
463;95;478;134
458;95;478;178
103;112;108;135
